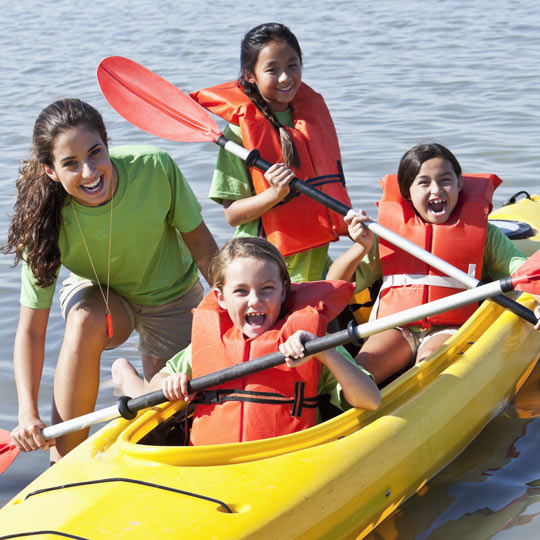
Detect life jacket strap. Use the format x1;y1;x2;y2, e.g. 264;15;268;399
195;385;319;417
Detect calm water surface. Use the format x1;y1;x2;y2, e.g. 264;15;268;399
1;1;540;537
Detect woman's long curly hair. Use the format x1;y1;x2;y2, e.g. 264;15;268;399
239;22;302;169
2;98;108;287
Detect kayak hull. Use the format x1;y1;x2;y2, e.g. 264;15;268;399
0;195;539;540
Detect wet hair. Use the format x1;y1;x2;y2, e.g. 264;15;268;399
397;143;462;199
210;237;291;304
239;22;302;169
2;98;109;287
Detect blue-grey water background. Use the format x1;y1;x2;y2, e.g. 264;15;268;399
1;0;540;537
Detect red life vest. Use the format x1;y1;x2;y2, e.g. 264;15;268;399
376;173;501;328
190;280;355;445
191;81;352;256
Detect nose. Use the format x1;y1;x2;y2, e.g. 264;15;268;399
278;70;290;83
247;290;263;307
430;180;442;194
81;160;97;179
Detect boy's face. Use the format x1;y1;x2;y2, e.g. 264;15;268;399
409;157;463;224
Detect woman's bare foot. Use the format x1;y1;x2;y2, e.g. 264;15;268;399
111;357;145;397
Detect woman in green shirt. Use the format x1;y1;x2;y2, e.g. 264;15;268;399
3;98;218;460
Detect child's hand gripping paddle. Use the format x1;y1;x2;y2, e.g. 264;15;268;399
2;249;539;474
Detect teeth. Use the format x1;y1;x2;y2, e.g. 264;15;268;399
83;177;101;190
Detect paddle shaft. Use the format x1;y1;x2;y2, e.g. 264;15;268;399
216;137;537;326
40;276;519;441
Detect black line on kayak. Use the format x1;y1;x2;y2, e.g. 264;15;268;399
0;531;89;540
24;477;233;513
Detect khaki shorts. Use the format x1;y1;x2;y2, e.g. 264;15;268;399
60;275;204;359
397;326;459;357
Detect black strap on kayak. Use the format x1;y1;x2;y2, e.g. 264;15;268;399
195;384;319;418
0;532;89;540
23;477;232;514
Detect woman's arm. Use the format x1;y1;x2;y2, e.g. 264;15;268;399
11;305;51;451
181;220;219;285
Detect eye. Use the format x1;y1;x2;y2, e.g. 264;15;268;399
62;159;77;168
233;287;248;295
90;147;102;157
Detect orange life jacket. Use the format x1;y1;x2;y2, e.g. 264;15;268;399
190;280;355;445
376;173;501;328
191;81;352;256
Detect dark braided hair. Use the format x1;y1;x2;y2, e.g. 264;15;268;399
2;98;108;287
240;22;302;169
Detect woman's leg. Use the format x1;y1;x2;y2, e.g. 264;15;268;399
355;328;414;385
51;287;133;461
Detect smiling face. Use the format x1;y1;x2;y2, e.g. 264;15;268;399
408;157;463;224
245;39;302;113
214;256;286;339
42;125;117;207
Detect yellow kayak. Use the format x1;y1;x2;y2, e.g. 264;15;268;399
0;194;539;540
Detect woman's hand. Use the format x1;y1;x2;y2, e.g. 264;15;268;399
345;209;373;251
534;304;540;331
161;372;194;402
264;163;294;203
11;414;53;452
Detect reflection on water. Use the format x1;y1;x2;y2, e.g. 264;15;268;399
364;361;540;539
1;0;540;537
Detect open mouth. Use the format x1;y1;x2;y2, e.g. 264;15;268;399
245;312;267;328
428;198;447;216
81;175;104;194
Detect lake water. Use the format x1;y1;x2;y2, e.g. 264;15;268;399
1;0;540;537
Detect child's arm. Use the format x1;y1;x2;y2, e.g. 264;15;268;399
148;371;195;402
327;210;374;282
223;163;294;226
279;330;381;410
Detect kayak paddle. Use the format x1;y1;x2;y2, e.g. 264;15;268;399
97;56;537;326
2;250;539;473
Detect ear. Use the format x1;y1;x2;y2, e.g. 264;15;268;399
243;69;257;84
457;175;464;191
280;283;287;304
213;287;227;310
41;163;59;182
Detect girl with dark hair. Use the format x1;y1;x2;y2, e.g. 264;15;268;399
191;23;352;283
4;98;218;460
327;143;540;384
113;237;380;446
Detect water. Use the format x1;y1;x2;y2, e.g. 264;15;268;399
0;0;539;537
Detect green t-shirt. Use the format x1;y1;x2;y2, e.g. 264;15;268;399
21;146;203;309
353;222;527;293
163;342;371;413
208;113;331;283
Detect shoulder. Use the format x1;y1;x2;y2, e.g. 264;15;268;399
110;145;175;168
110;145;183;183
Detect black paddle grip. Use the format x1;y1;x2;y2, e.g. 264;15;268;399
245;149;351;216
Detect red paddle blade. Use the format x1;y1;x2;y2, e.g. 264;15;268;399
0;429;19;474
511;249;540;294
97;56;222;144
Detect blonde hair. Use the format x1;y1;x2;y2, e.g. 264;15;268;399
210;237;291;299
